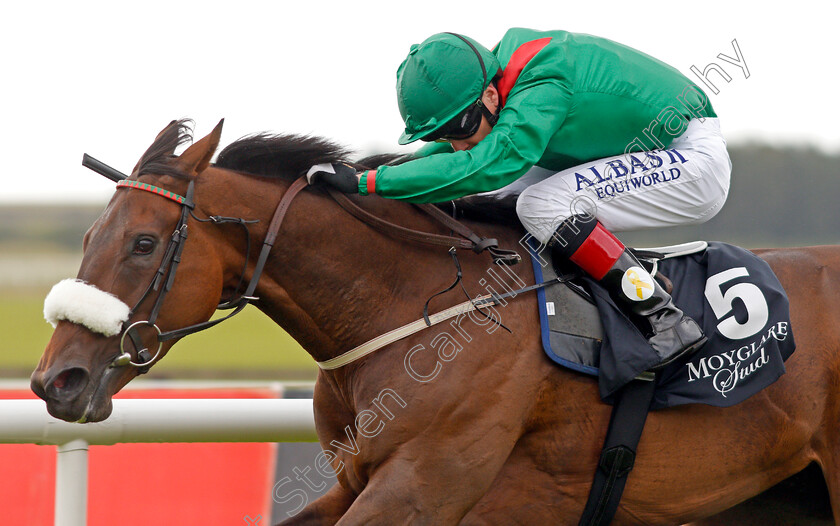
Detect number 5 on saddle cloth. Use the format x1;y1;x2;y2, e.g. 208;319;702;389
528;239;796;408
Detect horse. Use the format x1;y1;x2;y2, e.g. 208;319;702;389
31;119;840;525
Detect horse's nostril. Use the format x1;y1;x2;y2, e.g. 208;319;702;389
48;367;89;398
30;372;47;401
53;370;70;389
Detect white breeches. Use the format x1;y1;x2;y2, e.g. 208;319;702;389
482;118;732;244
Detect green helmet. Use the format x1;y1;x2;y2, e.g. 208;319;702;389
396;33;501;145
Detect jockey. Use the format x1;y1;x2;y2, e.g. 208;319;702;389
307;28;731;370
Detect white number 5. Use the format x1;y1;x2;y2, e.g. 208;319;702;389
704;267;769;340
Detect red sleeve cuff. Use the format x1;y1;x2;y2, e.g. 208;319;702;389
365;170;377;194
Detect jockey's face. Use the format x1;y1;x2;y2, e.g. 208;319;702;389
448;85;499;152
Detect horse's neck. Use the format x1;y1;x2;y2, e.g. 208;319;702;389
204;171;528;365
234;180;462;363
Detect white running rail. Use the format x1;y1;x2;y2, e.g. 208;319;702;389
0;399;318;526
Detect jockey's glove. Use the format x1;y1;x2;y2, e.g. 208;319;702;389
306;163;360;193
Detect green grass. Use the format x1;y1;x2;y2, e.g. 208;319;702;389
2;289;58;370
1;287;317;380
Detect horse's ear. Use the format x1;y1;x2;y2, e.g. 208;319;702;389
176;119;224;177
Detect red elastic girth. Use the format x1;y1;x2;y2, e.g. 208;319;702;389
569;223;625;281
497;37;552;107
366;170;377;194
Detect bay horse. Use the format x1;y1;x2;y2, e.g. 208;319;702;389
31;119;840;525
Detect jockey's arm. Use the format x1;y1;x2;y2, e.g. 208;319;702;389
358;82;570;203
411;141;453;158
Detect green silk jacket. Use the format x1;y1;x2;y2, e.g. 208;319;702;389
359;28;716;202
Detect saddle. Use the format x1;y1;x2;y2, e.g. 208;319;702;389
535;240;707;375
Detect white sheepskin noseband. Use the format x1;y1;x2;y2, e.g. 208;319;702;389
44;279;131;337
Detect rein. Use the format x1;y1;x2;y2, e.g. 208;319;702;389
84;154;523;374
327;188;521;265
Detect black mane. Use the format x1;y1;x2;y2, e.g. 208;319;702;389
216;134;354;178
135;120;517;223
138;119;413;180
216;132;516;223
216;133;415;177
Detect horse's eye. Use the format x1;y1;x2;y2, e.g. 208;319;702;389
132;237;157;255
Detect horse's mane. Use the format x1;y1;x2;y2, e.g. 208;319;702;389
216;131;518;223
217;134;355;177
134;119;390;180
216;133;413;177
138;119;518;224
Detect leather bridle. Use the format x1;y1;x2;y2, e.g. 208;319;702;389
110;175;310;374
85;155;520;375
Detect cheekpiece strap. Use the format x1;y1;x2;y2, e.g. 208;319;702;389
117;180;186;205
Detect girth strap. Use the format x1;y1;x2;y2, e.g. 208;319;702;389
578;377;656;526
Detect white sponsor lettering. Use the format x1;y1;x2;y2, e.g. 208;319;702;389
686;321;788;397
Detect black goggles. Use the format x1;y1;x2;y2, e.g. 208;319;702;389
423;99;494;142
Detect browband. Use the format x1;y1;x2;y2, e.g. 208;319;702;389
117;180;186;205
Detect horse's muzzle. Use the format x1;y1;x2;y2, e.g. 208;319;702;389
30;365;113;423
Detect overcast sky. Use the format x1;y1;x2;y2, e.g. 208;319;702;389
2;1;836;203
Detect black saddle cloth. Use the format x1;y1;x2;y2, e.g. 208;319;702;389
529;241;796;409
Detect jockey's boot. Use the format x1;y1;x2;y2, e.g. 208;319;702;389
548;215;706;370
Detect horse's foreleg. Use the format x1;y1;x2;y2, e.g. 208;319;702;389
333;438;518;526
274;482;356;526
813;444;840;524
